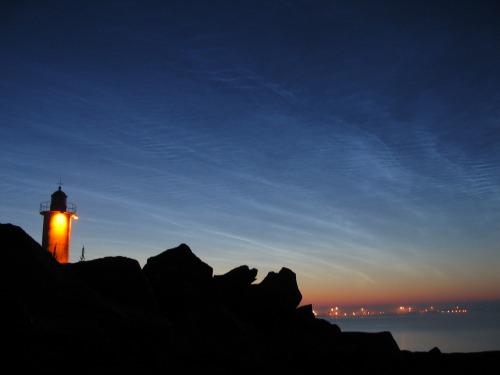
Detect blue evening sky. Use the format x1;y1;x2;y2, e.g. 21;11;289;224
1;1;499;305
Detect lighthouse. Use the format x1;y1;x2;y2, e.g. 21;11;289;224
40;185;78;263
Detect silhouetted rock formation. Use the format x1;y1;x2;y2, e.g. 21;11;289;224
212;265;257;316
0;224;154;373
341;331;400;353
142;243;213;319
65;256;157;313
251;267;302;319
214;264;258;288
1;223;498;374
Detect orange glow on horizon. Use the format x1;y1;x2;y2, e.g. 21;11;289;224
300;279;500;308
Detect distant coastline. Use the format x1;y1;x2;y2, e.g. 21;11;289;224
314;303;472;318
326;303;500;353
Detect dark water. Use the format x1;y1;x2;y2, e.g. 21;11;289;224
325;302;500;353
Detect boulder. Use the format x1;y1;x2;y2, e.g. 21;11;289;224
0;224;139;372
256;267;302;315
241;267;302;327
213;265;258;289
295;304;316;322
213;265;257;311
0;223;60;287
65;256;157;313
429;346;442;356
142;243;213;318
259;268;302;311
294;305;341;335
0;223;104;319
339;331;400;353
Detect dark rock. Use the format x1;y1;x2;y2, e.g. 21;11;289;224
339;331;400;353
294;305;341;336
289;305;342;357
295;304;316;322
65;257;157;313
0;223;59;286
249;267;302;323
214;265;257;288
429;346;442;355
142;243;213;318
0;223;154;373
5;222;499;373
213;265;258;312
312;317;342;335
0;223;110;319
259;268;302;311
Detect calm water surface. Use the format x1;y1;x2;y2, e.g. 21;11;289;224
325;302;500;353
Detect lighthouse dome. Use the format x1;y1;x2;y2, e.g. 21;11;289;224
50;186;67;211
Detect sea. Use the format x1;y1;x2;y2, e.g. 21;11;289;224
324;301;500;353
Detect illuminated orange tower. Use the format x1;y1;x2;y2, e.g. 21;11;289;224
40;185;78;263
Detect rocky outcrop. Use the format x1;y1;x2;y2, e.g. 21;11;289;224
0;224;155;373
142;243;213;319
213;265;258;289
212;265;257;314
0;223;113;320
2;222;498;374
65;256;157;313
252;267;302;316
339;331;400;353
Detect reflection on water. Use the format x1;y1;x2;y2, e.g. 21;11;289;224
325;302;500;353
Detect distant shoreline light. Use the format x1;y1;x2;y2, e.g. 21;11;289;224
315;305;468;318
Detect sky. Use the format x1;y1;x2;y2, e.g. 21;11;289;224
1;0;500;307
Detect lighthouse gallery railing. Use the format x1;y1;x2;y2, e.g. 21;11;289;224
39;201;77;213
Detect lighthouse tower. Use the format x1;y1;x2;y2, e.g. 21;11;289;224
40;185;78;263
